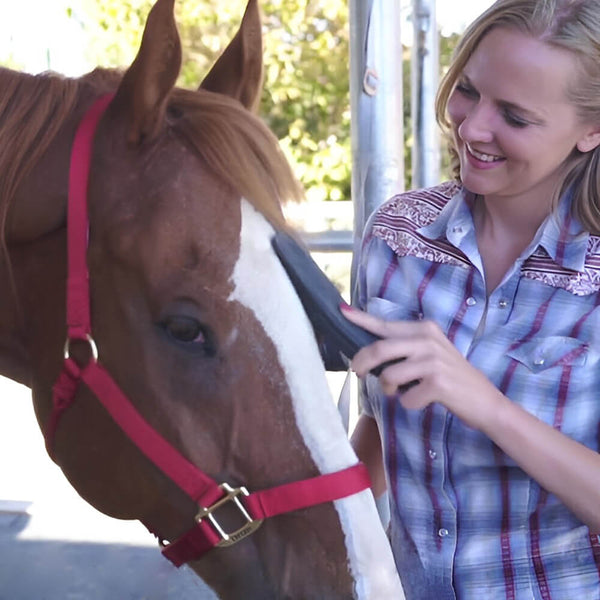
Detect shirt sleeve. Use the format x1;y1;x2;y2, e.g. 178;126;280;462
353;217;384;419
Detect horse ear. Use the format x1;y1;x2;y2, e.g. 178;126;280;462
199;0;263;112
112;0;182;145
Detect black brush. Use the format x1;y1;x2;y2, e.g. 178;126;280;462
272;230;404;377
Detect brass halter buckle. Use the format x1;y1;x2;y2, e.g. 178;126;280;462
196;483;263;547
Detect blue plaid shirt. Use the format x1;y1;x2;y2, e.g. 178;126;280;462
357;181;600;600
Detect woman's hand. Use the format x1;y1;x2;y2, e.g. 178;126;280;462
342;304;600;530
341;304;505;431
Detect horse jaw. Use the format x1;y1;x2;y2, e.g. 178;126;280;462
227;199;403;599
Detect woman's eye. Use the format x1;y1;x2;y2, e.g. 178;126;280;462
455;79;530;129
455;82;478;98
503;110;530;128
163;316;205;344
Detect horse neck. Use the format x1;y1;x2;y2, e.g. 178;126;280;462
0;68;112;386
0;252;29;385
0;68;116;244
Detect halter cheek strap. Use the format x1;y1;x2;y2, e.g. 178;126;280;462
47;94;371;566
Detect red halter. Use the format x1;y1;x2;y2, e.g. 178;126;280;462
46;94;371;566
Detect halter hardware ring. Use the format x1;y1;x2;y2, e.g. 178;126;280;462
63;334;99;362
196;483;263;547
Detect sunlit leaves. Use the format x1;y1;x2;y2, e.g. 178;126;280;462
71;0;352;202
66;1;458;201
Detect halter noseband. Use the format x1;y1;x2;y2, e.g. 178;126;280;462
46;95;371;566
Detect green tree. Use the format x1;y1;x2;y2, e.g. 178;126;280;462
73;0;351;202
61;2;461;201
260;1;351;202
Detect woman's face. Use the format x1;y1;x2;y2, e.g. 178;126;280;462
447;27;599;208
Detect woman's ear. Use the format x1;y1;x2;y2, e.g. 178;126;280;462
577;128;600;153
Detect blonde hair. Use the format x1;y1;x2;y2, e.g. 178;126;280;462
435;0;600;233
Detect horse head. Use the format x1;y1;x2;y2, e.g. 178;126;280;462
0;0;402;597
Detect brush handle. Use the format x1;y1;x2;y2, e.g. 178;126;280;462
272;231;413;381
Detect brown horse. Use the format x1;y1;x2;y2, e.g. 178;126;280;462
0;0;404;598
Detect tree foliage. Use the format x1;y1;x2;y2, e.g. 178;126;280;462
69;1;459;200
75;0;351;202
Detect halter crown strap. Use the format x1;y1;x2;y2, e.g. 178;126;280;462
66;94;114;340
48;95;372;566
46;94;115;452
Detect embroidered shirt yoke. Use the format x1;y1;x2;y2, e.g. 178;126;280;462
357;181;600;600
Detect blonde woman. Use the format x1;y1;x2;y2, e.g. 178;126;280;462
345;1;600;597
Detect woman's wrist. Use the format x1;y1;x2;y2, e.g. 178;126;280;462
468;386;511;436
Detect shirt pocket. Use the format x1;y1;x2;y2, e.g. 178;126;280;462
507;336;590;373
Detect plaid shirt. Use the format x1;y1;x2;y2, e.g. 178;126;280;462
357;181;600;600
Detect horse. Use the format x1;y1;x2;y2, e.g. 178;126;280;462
0;0;404;598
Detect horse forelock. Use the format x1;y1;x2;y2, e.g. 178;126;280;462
168;87;303;230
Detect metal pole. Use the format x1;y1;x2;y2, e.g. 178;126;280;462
349;0;405;294
411;0;440;188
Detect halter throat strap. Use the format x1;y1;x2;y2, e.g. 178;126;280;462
46;95;371;565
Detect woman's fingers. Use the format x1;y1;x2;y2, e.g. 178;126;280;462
351;337;411;378
341;304;444;376
376;356;424;396
339;303;393;337
340;304;502;430
341;304;437;340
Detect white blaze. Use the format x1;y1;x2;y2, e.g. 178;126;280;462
229;200;404;599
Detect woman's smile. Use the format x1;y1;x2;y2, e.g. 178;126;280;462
465;143;505;168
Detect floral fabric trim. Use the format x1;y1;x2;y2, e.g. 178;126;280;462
521;244;600;297
370;182;470;269
370;181;600;297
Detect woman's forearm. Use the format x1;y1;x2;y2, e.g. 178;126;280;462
351;414;388;497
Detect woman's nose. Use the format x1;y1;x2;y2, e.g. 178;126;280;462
457;102;494;144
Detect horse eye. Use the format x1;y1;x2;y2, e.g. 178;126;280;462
167;104;184;120
163;316;206;344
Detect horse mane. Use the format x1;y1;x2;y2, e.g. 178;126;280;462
0;69;79;247
0;66;301;254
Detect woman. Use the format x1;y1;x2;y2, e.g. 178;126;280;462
343;1;600;598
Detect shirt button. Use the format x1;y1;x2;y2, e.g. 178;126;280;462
534;356;546;366
438;528;449;538
498;299;508;309
466;297;477;307
429;450;437;460
452;226;463;234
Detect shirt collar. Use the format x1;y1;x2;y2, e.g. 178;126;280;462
419;185;589;273
537;191;589;272
419;186;477;248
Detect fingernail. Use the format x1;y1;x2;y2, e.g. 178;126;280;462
339;302;354;312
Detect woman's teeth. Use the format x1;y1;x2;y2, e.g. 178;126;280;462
467;144;503;162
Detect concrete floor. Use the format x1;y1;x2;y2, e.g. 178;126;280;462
0;376;216;600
